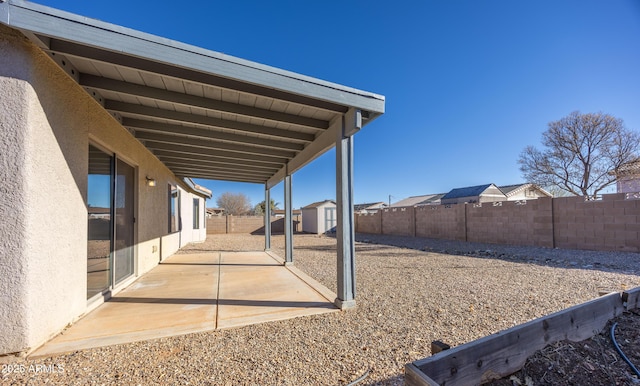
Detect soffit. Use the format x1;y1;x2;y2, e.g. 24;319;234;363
1;0;385;186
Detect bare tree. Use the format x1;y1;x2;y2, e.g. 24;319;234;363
215;192;251;215
519;111;639;199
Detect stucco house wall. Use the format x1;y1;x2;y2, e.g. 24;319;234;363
504;189;549;201
501;184;552;201
0;25;208;356
618;178;640;194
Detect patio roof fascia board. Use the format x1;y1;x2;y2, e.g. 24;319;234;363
0;0;385;117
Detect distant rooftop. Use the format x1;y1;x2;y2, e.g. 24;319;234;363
441;184;494;200
302;200;336;209
391;194;444;207
354;202;386;211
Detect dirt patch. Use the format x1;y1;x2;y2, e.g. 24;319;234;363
486;310;640;385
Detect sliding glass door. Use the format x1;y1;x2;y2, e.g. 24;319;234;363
114;159;135;285
87;145;136;299
87;146;113;298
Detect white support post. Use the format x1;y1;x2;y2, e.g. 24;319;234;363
284;173;293;265
335;109;360;310
264;184;271;251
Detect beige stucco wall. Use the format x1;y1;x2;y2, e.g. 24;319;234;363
0;25;208;355
505;189;549;201
0;27;34;354
1;25;89;355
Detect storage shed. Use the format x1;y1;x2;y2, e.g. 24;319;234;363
302;200;337;234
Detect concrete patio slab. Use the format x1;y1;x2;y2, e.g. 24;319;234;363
216;252;337;329
31;252;337;357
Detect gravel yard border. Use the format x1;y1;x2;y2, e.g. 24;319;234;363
2;233;639;385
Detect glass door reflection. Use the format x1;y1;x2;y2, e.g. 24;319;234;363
114;159;135;284
87;145;113;299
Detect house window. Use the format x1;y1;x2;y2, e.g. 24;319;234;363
168;184;180;233
193;198;200;229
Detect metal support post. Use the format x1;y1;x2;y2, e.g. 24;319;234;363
335;109;360;309
264;185;271;251
284;173;293;265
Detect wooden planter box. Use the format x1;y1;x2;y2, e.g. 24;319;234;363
406;287;640;385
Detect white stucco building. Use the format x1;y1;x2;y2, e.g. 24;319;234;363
0;1;384;356
302;200;337;234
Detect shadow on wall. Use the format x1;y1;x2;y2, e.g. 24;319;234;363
251;218;302;235
354;233;640;277
206;215;302;235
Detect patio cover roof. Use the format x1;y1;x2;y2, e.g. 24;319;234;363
0;0;385;188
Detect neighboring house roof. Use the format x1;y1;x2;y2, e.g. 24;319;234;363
302;200;336;209
419;194;446;205
0;1;384;189
499;183;552;198
441;184;494;200
613;158;640;177
354;202;386;211
498;184;524;196
391;194;441;207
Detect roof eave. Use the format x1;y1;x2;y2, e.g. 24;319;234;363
0;0;385;115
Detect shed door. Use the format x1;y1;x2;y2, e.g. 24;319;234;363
325;207;336;233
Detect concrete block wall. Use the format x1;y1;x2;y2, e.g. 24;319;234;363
228;216;264;234
381;207;415;236
207;215;302;234
415;205;465;241
207;217;228;234
356;212;382;234
554;194;640;251
466;198;553;247
356;193;640;252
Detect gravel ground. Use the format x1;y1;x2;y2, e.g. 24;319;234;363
2;233;640;385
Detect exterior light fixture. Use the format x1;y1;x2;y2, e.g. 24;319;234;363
146;176;156;187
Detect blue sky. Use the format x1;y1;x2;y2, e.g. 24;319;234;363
38;0;640;208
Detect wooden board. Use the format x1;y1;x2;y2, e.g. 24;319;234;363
405;363;438;386
623;287;640;311
407;292;624;386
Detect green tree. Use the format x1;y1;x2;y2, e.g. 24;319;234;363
253;199;280;215
519;111;639;199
